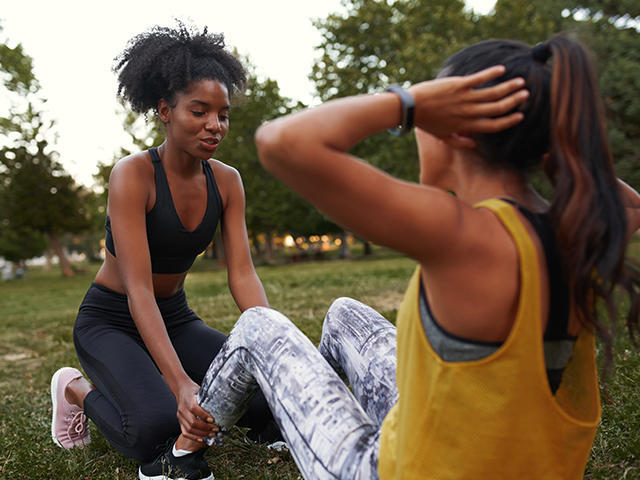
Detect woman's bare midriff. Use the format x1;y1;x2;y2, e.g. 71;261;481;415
94;253;187;298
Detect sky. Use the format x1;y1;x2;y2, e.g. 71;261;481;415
1;0;496;188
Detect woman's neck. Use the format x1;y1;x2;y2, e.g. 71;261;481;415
156;142;203;178
451;154;548;212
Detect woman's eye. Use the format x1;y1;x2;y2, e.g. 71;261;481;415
191;111;205;117
219;115;229;121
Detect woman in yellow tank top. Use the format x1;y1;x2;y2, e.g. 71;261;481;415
194;35;640;480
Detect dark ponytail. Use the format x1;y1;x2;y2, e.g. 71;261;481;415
442;35;638;363
544;36;631;364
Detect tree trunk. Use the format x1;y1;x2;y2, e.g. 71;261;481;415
44;250;52;271
47;231;74;277
362;239;373;256
263;231;275;265
340;230;350;259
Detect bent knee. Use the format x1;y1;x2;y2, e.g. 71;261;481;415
329;297;362;312
325;297;361;325
234;307;296;344
322;297;359;338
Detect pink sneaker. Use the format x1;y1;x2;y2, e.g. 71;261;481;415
50;367;90;448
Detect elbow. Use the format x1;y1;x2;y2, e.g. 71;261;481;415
255;120;299;175
255;122;281;173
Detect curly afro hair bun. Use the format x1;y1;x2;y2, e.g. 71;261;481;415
113;20;247;115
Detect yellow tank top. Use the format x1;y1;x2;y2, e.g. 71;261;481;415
378;198;600;480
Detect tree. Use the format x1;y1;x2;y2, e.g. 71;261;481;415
0;222;47;264
480;0;640;190
311;0;481;184
0;26;94;276
478;0;568;44
580;15;640;190
215;66;339;262
312;0;640;191
312;0;477;100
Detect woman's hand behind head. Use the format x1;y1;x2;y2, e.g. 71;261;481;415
408;66;529;142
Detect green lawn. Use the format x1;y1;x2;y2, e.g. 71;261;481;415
1;250;640;479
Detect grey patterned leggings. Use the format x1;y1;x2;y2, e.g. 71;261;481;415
198;298;398;480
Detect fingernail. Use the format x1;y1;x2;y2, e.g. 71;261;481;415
207;417;214;423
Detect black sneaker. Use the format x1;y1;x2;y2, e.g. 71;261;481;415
245;419;283;445
138;440;214;480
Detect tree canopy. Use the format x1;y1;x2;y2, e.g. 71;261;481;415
312;0;640;189
0;25;94;274
215;66;339;243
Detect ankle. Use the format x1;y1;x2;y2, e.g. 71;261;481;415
174;435;207;452
65;377;94;409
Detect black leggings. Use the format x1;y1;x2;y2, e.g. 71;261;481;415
73;283;273;462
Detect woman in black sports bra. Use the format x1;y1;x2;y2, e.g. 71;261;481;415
49;21;273;480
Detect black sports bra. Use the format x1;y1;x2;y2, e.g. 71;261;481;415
104;148;223;274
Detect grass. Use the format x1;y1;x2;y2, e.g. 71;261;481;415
0;249;414;479
2;246;640;479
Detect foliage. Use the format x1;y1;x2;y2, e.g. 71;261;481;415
581;16;640;190
0;26;96;271
477;0;568;44
312;0;476;100
0;141;93;238
480;0;640;190
0;225;47;264
215;67;338;240
311;0;640;188
311;0;479;183
0;23;38;95
572;0;640;18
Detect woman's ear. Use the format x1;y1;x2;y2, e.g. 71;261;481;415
442;132;477;150
158;99;171;124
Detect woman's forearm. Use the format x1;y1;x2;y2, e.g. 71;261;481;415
256;92;403;173
228;270;269;312
127;288;192;394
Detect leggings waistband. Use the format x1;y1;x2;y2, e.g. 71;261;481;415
79;282;191;321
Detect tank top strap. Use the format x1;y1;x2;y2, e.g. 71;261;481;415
473;198;544;346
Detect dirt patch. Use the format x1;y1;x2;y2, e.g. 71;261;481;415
2;353;31;361
360;291;404;312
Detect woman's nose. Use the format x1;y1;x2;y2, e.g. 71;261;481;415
205;116;221;132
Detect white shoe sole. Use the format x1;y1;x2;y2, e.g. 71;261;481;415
138;466;214;480
50;367;87;449
50;367;72;448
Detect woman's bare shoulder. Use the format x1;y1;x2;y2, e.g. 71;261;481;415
207;158;240;180
108;151;155;187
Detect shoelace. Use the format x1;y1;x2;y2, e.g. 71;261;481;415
66;410;88;439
